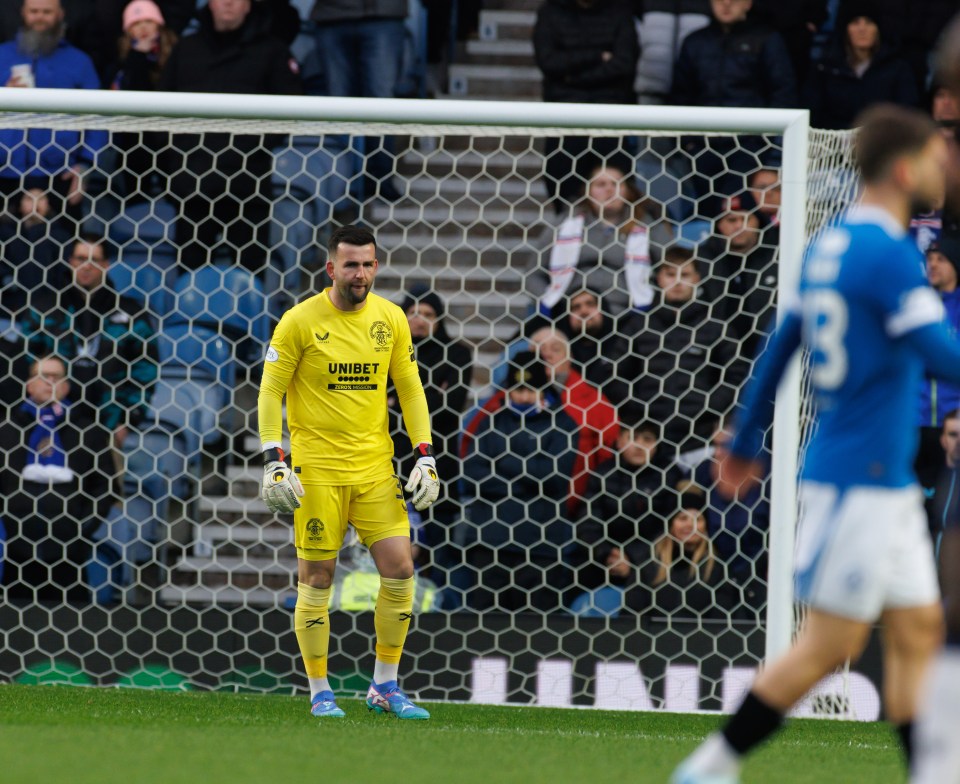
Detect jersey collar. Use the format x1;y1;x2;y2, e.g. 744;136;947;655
845;204;907;240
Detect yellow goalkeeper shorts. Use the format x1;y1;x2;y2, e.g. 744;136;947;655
294;475;410;561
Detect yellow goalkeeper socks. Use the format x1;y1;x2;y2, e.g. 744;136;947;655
374;576;415;681
294;583;332;683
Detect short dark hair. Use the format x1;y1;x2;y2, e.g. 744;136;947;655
662;245;695;266
72;231;113;262
620;420;660;440
656;245;702;279
854;104;939;183
945;408;960;424
328;225;377;259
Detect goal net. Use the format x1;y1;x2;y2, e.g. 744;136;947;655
0;92;865;714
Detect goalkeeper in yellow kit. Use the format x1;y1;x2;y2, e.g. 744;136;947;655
258;225;439;720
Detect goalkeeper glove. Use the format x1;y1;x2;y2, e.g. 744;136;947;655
405;443;440;511
261;447;304;514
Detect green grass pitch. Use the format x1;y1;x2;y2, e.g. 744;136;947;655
0;684;903;783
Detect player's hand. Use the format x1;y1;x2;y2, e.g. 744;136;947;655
261;448;304;514
712;442;763;501
405;443;440;511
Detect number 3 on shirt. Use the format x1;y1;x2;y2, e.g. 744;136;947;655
805;289;849;390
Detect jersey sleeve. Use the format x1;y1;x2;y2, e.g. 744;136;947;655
389;309;432;449
873;244;945;338
389;310;420;381
258;311;303;449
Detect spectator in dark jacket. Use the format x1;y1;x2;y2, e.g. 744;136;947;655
623;492;729;618
0;187;71;319
699;191;779;355
670;0;797;108
0;355;115;602
691;424;769;616
534;0;641;211
158;0;301;272
750;0;828;85
461;351;579;612
855;0;960;97
390;287;473;523
916;237;960;488
609;244;750;457
576;421;680;594
107;1;177;90
559;285;635;393
534;0;639;105
104;0;178;201
927;408;960;560
670;0;796;200
804;3;918;130
19;232;159;447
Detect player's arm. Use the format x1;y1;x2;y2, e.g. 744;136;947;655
391;316;439;511
258;321;304;514
718;309;803;499
729;309;803;460
902;319;960;385
393;370;439;511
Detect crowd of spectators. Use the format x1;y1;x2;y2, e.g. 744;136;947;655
0;0;956;621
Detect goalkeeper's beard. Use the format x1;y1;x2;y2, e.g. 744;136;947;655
338;280;371;306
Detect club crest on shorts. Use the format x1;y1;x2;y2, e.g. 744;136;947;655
306;518;324;541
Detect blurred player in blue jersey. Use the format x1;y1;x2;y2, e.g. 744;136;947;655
912;16;960;784
672;103;960;784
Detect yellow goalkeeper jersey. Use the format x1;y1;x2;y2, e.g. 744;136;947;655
259;288;430;485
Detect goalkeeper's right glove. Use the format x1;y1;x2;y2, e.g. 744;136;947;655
261;447;304;514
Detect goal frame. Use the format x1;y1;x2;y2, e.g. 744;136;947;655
0;86;809;663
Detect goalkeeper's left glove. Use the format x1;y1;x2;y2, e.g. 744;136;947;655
261;447;304;514
405;443;440;511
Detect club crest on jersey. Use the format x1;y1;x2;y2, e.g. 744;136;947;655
369;321;392;352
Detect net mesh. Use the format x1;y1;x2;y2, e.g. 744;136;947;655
0;110;859;713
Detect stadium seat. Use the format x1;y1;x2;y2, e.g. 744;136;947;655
167;265;269;367
569;586;625;618
676;219;712;248
106;198;178;315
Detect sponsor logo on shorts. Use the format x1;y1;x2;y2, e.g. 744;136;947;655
306;518;324;541
265;346;279;363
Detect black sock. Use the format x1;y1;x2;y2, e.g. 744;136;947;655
722;691;785;756
895;721;914;767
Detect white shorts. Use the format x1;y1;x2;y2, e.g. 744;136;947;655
794;482;940;622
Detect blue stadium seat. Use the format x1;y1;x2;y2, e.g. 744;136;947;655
676;219;712;248
107;199;178;315
569;586;625;618
167;265;269;364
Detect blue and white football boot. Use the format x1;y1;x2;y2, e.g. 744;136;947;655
310;690;346;718
366;680;430;720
